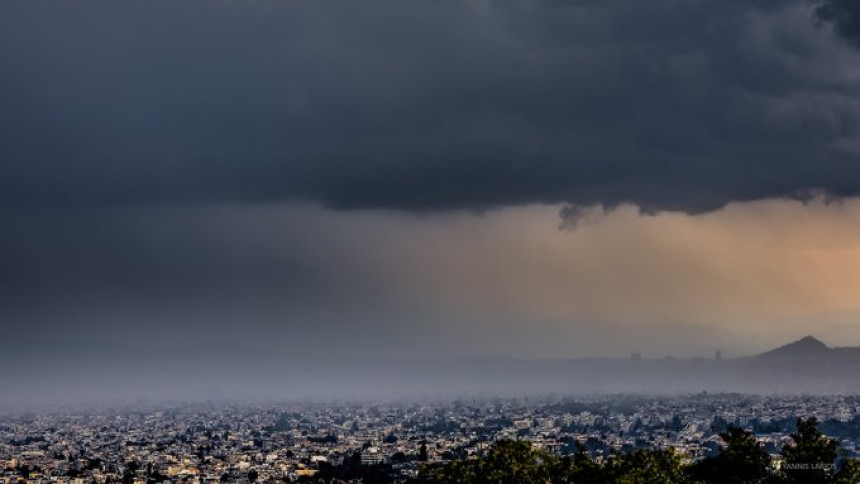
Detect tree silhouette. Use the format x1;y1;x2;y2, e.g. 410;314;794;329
550;442;607;484
781;417;839;484
605;448;686;484
688;426;772;483
421;440;555;484
835;457;860;484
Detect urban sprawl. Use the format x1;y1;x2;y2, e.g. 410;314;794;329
2;394;860;483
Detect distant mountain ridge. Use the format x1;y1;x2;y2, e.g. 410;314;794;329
454;335;860;394
754;335;831;359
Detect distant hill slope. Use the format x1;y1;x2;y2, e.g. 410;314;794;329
754;335;831;359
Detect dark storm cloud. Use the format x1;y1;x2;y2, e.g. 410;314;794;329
815;0;860;47
1;0;859;215
0;207;326;341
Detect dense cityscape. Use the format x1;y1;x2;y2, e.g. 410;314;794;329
3;394;860;483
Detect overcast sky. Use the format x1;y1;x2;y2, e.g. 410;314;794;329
3;0;860;371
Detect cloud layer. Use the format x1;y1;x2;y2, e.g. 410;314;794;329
1;0;860;214
5;2;860;398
